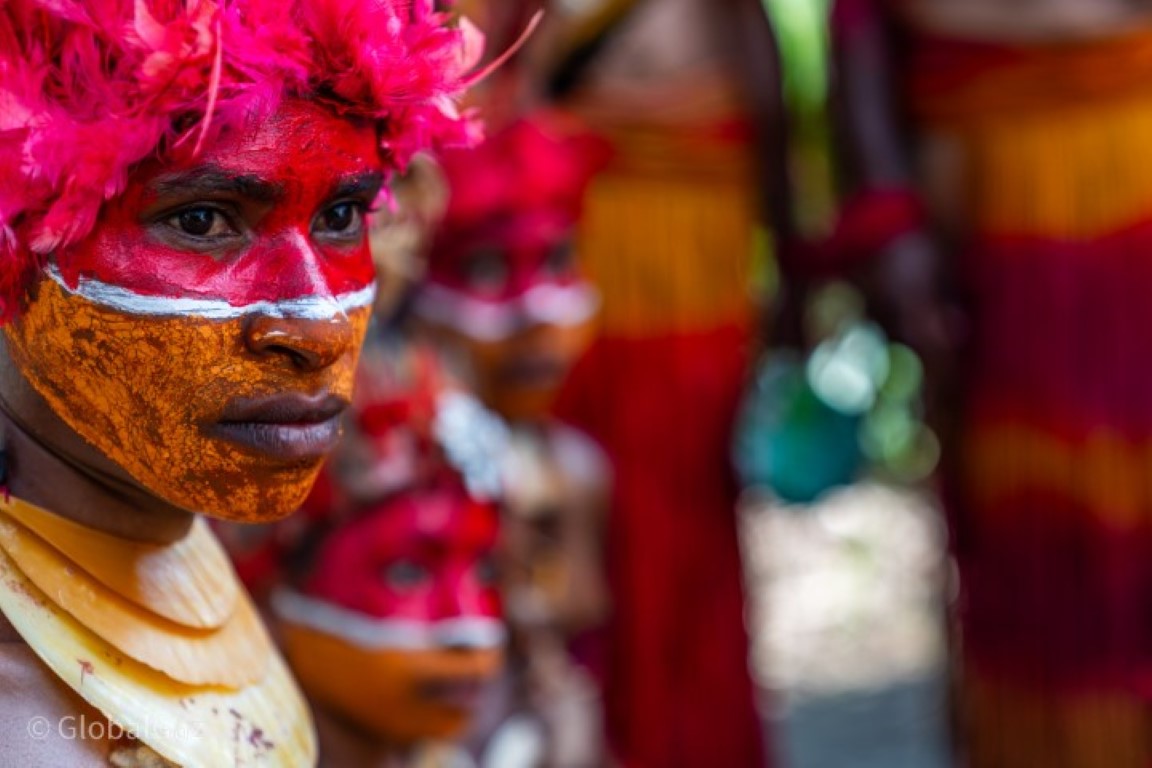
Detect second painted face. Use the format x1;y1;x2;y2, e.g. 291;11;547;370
278;485;504;744
2;99;384;522
418;222;599;422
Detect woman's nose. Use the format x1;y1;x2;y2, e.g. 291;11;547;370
243;312;353;372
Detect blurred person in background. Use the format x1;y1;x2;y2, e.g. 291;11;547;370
831;0;1152;764
278;488;503;768
415;114;615;767
475;1;795;765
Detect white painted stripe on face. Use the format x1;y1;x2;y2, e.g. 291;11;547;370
45;265;376;320
271;589;507;652
414;282;600;341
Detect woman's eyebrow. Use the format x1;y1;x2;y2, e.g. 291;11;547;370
328;171;385;201
149;165;286;202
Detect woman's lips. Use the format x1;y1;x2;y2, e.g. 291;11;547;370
211;392;349;461
416;676;489;712
497;353;568;389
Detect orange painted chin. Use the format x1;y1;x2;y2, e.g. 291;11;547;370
3;277;370;523
282;623;502;745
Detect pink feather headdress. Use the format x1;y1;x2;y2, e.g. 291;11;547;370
0;0;497;322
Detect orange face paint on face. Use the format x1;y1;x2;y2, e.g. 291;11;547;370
2;100;383;522
453;312;597;421
284;626;503;744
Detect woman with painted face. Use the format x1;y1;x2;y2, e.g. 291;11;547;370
0;1;482;765
414;114;614;768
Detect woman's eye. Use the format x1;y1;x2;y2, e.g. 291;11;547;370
474;556;500;587
168;207;234;238
382;559;429;591
545;242;575;275
464;248;509;294
318;202;364;236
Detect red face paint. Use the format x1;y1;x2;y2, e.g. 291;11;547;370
57;100;380;309
278;482;504;745
416;114;611;341
426;212;583;302
306;486;501;624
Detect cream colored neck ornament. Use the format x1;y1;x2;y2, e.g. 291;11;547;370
0;494;316;767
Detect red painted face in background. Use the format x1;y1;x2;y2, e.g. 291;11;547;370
2;100;382;522
416;217;598;422
276;485;504;744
